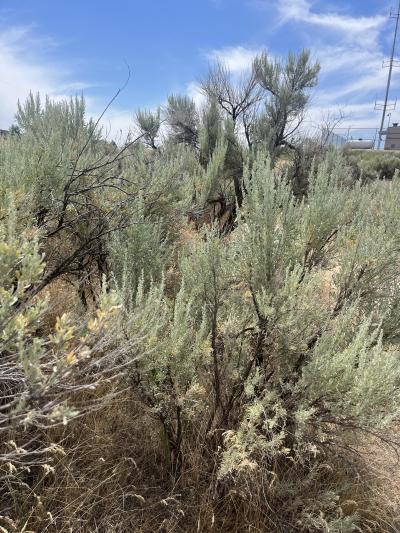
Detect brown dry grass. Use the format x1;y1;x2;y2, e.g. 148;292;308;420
36;277;83;332
25;393;171;532
10;390;399;533
354;432;400;531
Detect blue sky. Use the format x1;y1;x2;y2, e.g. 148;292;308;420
0;0;398;135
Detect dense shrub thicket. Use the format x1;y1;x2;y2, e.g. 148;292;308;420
1;50;400;532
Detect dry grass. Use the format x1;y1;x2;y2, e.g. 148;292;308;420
354;432;400;531
6;391;398;533
36;277;83;332
22;393;170;532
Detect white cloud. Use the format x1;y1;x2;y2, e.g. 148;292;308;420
88;101;134;141
0;26;64;127
275;0;385;45
306;102;382;130
265;2;398;128
0;25;134;137
0;26;98;127
314;44;393;101
316;45;380;76
186;81;206;108
186;46;263;111
305;46;394;132
205;45;262;73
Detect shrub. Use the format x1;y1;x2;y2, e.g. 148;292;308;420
0;198;162;529
2;92;400;532
107;153;400;531
346;152;400;182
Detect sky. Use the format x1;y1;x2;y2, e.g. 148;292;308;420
0;0;398;137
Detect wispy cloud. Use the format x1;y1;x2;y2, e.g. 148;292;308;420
186;45;263;110
0;25;134;136
275;0;385;46
0;27;55;126
249;1;394;128
205;45;262;73
186;81;206;108
0;26;88;127
316;44;390;98
308;43;393;128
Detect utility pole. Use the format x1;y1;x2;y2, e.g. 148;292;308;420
378;0;400;148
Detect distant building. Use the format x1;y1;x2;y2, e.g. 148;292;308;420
384;123;400;150
0;129;9;138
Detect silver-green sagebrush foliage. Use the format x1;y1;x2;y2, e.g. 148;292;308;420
1;81;400;531
118;153;400;530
